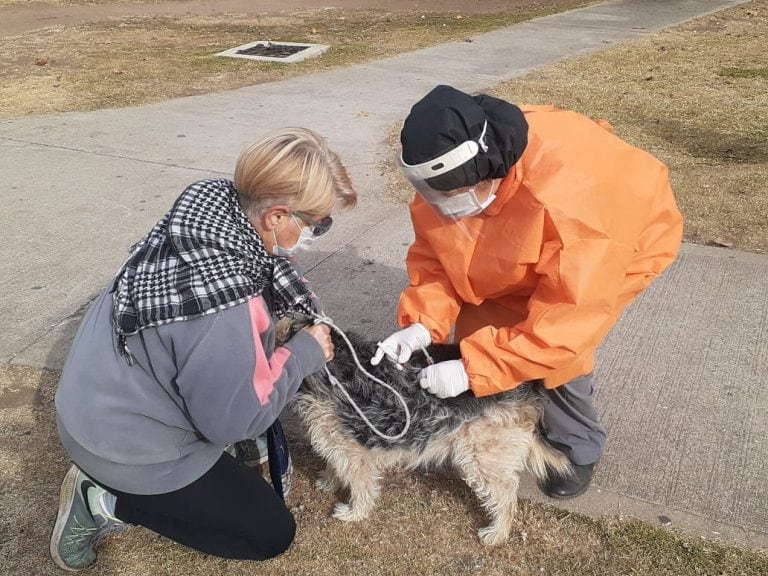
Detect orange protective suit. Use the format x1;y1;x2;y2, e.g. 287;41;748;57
397;105;683;396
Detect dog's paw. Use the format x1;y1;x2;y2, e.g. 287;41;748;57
478;525;509;547
331;502;366;522
315;470;339;493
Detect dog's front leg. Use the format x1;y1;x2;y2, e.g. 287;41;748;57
301;402;382;521
315;467;341;493
329;452;382;522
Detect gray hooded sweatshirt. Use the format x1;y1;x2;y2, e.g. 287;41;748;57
55;288;325;495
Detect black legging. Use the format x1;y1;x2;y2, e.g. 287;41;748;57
106;453;295;560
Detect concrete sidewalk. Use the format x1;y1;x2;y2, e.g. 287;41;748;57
2;0;765;549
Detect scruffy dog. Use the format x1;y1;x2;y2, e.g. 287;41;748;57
280;317;570;546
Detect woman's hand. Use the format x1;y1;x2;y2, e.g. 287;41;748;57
302;324;334;362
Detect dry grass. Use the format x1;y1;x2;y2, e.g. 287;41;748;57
1;363;766;576
0;0;163;6
0;2;589;118
0;0;83;6
485;0;768;253
0;0;133;7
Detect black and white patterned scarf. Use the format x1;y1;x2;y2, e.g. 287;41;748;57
111;178;315;360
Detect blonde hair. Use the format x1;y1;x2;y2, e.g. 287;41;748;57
234;127;357;218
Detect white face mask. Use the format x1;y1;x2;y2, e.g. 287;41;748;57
433;183;498;219
272;215;317;257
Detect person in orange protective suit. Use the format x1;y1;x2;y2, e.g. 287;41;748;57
371;85;683;498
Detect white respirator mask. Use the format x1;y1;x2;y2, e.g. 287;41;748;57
272;215;317;258
430;181;499;218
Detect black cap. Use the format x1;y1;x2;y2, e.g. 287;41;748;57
400;85;528;191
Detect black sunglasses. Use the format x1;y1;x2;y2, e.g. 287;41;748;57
292;211;333;237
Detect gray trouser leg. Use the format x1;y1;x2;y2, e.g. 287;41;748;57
539;373;606;466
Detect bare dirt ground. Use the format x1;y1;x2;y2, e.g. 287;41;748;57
1;0;567;35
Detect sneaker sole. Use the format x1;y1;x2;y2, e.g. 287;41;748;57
49;465;82;572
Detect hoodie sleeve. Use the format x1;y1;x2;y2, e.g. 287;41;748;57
173;296;326;445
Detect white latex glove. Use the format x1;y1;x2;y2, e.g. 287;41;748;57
419;360;470;399
370;323;431;367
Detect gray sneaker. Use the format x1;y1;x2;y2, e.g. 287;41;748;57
50;465;126;571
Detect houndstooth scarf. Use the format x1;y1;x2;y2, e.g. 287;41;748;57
111;178;315;360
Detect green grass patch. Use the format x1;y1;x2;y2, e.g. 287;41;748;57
718;66;768;78
599;520;768;575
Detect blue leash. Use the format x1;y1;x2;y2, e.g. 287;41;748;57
266;419;290;501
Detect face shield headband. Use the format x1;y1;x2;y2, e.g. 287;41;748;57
398;120;489;204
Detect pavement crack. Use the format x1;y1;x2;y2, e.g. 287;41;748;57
0;136;224;174
10;294;99;361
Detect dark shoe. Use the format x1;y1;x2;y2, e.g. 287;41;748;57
541;462;595;499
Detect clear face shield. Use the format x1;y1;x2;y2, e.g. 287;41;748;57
399;120;497;220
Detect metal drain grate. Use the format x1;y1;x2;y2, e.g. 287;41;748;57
238;44;305;58
216;41;329;64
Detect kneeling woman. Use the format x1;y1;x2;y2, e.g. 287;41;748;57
50;128;357;571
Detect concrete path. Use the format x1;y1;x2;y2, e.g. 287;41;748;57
2;0;765;549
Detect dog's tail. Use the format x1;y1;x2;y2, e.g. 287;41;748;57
526;432;572;481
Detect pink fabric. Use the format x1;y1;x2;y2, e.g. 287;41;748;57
247;297;291;405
